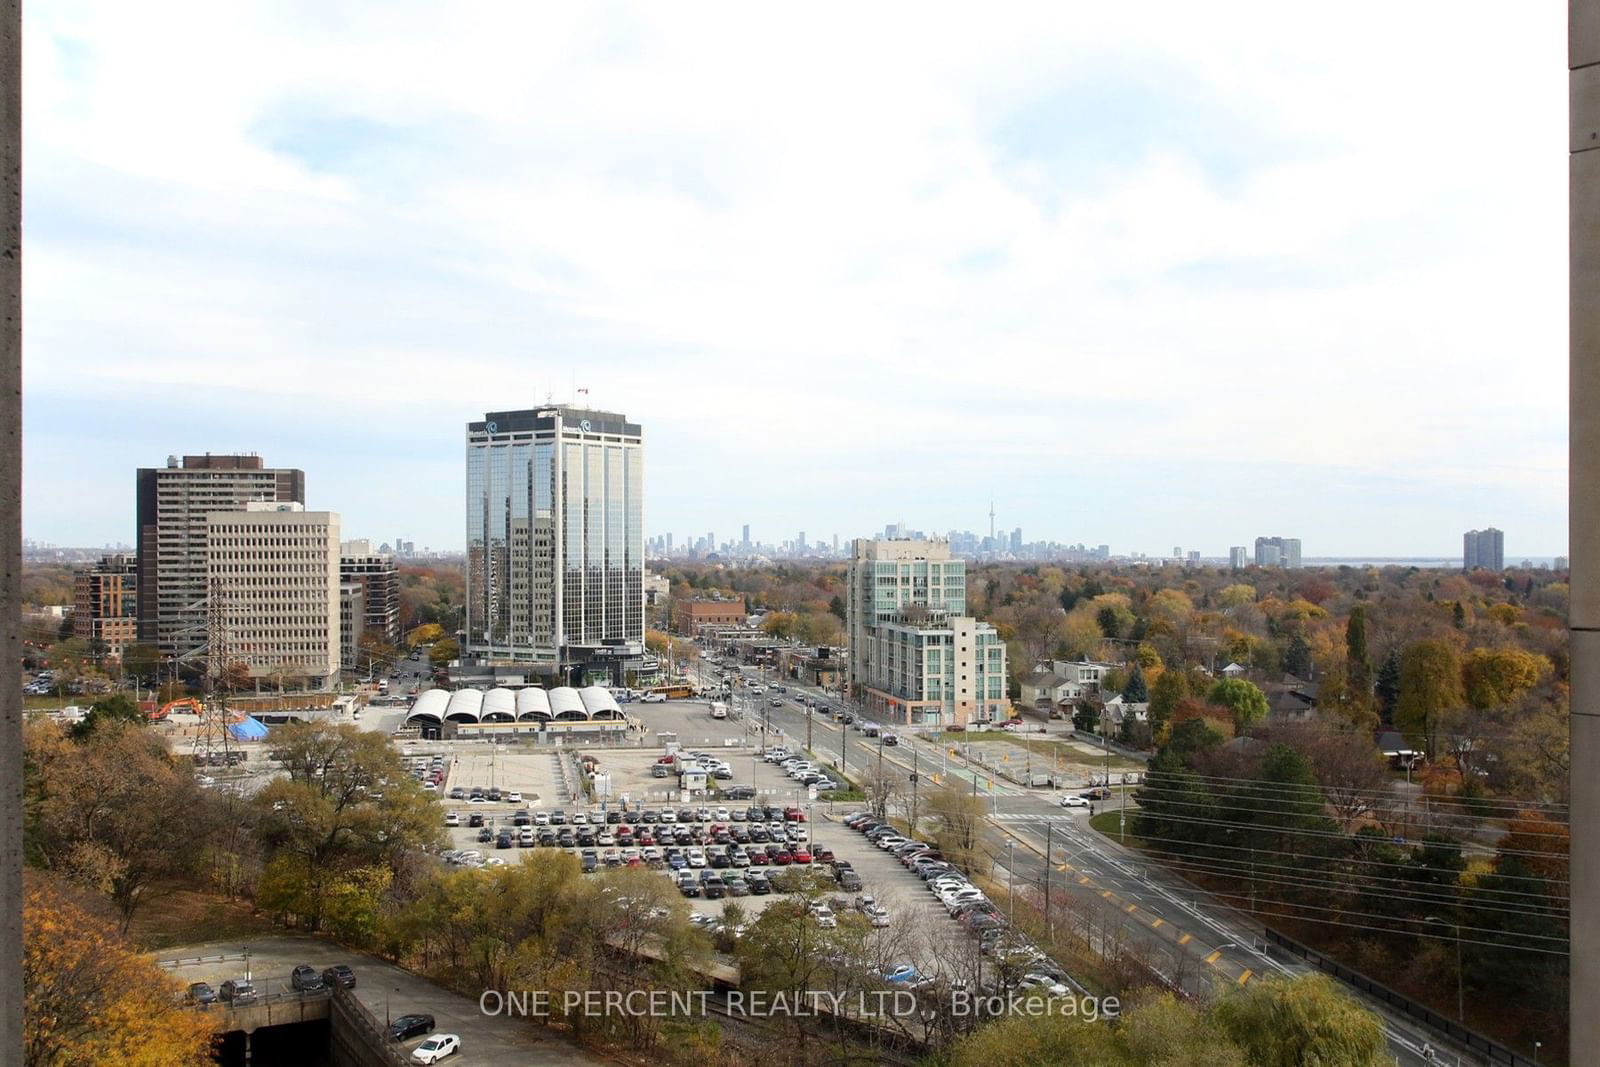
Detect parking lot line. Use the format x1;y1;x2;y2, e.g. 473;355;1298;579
1202;949;1222;965
1236;969;1254;985
1178;932;1192;945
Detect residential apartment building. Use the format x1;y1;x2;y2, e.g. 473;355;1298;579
136;453;305;662
205;502;341;689
1464;527;1505;572
1254;536;1302;568
1229;546;1248;568
846;538;1008;727
340;539;401;645
72;553;137;655
339;580;365;671
464;407;644;684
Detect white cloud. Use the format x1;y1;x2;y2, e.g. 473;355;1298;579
20;1;1570;555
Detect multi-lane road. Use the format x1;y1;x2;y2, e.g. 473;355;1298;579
700;658;1478;1066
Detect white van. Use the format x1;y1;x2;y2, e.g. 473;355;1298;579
710;702;728;719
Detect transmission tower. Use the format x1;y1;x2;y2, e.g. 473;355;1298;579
194;577;236;767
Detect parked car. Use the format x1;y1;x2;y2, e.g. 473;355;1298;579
218;979;258;1004
186;981;218;1005
410;1033;460;1063
321;964;356;989
290;964;325;992
387;1013;436;1041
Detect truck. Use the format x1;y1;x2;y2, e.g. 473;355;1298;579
709;702;728;719
1028;772;1060;788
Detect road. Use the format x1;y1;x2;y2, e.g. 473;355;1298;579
707;659;1482;1066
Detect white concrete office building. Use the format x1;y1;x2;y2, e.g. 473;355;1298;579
205;502;341;689
847;538;1008;727
465;407;644;684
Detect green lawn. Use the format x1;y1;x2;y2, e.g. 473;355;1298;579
1087;808;1146;847
934;731;1148;771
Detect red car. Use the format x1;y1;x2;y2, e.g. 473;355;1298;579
791;848;813;864
811;847;834;863
783;808;807;823
637;831;655;846
771;849;793;866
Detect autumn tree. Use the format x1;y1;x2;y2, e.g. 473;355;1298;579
254;722;441;936
1206;678;1270;732
24;875;216;1066
1396;639;1464;758
1345;606;1373;707
429;637;460;668
26;720;205;929
1148;667;1189;732
1461;647;1548;710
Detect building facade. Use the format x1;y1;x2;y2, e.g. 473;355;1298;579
206;502;341;689
1463;527;1505;572
464;407;644;684
1229;546;1248;568
672;598;746;634
339;581;365;671
73;553;137;655
1254;536;1302;568
846;538;1008;727
136;454;305;663
339;540;401;645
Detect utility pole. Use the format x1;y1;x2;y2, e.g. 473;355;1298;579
1;2;21;1057
1043;821;1053;941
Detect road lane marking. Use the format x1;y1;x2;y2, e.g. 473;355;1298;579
1151;919;1165;928
1178;933;1192;945
1203;949;1222;964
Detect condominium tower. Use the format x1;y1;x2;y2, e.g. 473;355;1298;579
1464;527;1505;572
135;454;305;661
1254;536;1303;568
847;538;1008;727
464;407;644;683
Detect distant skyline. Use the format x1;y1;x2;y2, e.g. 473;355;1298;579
20;4;1567;557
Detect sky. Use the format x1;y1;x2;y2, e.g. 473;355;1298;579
20;2;1570;558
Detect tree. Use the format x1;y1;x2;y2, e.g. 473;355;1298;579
24;876;216;1066
1283;632;1313;679
69;692;145;740
926;784;987;871
1206;678;1270;732
1121;664;1149;703
406;622;445;646
760;611;799;640
1345;607;1372;705
1396;639;1463;758
26;720;205;929
1461;647;1548;710
1374;648;1402;725
828;595;846;621
429;638;460;668
1148;667;1189;731
254;722;441;932
119;642;161;685
1211;974;1387;1067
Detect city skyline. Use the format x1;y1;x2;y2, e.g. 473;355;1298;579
18;5;1567;558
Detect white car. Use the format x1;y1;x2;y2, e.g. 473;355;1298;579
641;692;666;703
811;905;838;928
713;807;730;821
534;811;551;826
572;812;588;825
1019;974;1069;998
444;812;459;827
1058;794;1089;808
411;1033;460;1063
687;849;707;868
506;791;522;803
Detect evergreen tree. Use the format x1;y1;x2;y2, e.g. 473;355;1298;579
1346;606;1373;703
1452;601;1467;629
1375;648;1402;725
1284;632;1313;678
1122;664;1149;702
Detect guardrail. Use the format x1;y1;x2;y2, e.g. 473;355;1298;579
1262;927;1536;1067
157;951;249;968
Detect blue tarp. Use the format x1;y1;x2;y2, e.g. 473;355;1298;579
227;715;269;740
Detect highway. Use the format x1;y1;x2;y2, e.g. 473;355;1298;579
696;657;1483;1066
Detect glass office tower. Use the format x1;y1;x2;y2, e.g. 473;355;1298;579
465;407;644;682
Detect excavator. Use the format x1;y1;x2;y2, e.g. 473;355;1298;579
147;697;204;722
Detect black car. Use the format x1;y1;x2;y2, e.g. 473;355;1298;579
497;832;514;849
746;873;771;895
580;849;599;872
321;964;356;989
290;964;325;992
724;786;757;799
218;979;258;1004
387;1013;436;1041
512;810;531;826
550;810;567;825
487;788;503;802
606;810;621;824
477;828;493;843
468;812;485;827
186;981;218;1005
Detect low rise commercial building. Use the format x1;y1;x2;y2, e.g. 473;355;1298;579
673;597;747;634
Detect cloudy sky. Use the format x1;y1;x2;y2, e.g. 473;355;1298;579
21;2;1568;558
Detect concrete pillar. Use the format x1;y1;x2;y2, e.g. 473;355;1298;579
1;0;21;1062
1572;0;1600;1053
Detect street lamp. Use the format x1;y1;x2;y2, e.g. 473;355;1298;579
1007;840;1016;922
1424;916;1464;1022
